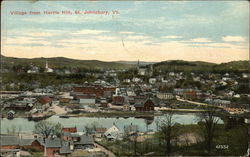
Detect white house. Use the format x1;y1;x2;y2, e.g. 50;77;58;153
149;78;157;84
132;77;142;83
156;93;175;100
138;68;147;76
27;66;39;73
104;124;120;140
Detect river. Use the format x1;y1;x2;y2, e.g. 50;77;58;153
0;114;223;134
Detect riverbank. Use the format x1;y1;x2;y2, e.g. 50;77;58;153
1;108;209;119
1;114;206;134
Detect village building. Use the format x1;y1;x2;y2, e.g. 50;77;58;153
62;132;94;150
59;97;71;104
104;124;121;141
73;86;115;99
123;97;131;111
156;92;175;100
0;135;43;153
149;78;157;84
0;135;19;149
7;110;15;119
123;103;130;111
62;127;77;133
79;98;96;106
40;137;71;157
4;102;33;111
134;98;155;112
36;96;52;110
99;98;108;107
112;96;125;106
94;128;107;138
73;135;94;149
45;61;54;73
137;60;153;76
38;96;52;105
27;66;39;74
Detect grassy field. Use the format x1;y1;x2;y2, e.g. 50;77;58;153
97;123;248;156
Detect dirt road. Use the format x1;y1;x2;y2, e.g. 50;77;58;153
94;142;116;157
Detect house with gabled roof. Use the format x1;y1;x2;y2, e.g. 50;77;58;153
104;124;121;140
62;127;77;133
0;135;19;149
0;135;43;153
38;96;52;105
35;96;52;110
112;96;125;106
134;98;155;112
36;137;71;157
94;128;107;138
61;132;94;150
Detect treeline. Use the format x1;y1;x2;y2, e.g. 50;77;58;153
152;60;249;73
2;73;97;88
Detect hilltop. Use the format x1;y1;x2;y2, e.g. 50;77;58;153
1;55;135;70
151;60;249;72
1;55;248;72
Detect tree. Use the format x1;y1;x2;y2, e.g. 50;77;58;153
84;121;99;135
33;121;62;138
155;117;162;147
132;131;139;156
159;112;175;156
198;107;219;155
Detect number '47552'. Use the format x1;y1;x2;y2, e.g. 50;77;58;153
216;145;229;149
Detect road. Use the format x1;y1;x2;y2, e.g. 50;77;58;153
176;98;223;108
94;142;116;157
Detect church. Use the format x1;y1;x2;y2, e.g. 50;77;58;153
45;61;54;73
137;60;153;76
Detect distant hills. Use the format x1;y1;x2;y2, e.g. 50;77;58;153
1;55;249;72
152;60;249;72
116;61;157;65
1;55;135;70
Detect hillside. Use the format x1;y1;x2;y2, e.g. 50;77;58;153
215;60;249;72
1;55;248;72
116;61;157;65
152;60;216;72
1;55;135;70
152;60;249;72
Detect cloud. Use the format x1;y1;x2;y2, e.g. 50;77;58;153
2;36;51;45
119;31;135;34
189;38;212;43
72;29;109;35
2;35;249;63
222;36;245;42
162;36;183;39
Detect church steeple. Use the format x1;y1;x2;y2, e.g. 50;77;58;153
137;59;140;70
45;61;49;69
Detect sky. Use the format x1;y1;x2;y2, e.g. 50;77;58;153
1;0;249;63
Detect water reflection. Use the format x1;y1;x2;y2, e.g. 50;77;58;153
0;114;223;134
